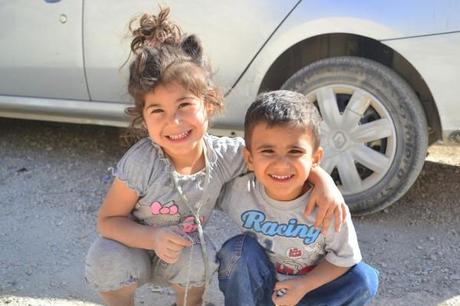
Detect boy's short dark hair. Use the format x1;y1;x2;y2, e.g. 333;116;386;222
244;90;322;149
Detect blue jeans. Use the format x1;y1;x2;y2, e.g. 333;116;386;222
217;234;379;306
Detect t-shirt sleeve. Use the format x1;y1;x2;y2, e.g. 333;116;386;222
210;136;247;183
215;181;232;212
112;138;158;197
323;214;362;267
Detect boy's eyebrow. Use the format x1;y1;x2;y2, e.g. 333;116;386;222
254;144;275;149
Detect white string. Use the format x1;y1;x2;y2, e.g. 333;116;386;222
170;145;211;306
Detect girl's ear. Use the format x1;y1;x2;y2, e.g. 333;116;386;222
180;34;204;63
243;147;255;171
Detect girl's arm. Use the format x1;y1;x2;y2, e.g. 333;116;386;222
272;260;349;306
97;178;191;262
308;166;348;233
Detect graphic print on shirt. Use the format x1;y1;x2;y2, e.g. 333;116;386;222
181;215;205;233
240;210;321;245
149;200;181;224
265;238;324;275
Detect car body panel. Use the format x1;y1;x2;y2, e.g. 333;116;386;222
222;1;460;140
83;0;299;102
383;33;460;138
0;0;88;100
0;1;458;143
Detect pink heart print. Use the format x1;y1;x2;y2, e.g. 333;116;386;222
181;216;205;233
150;201;179;215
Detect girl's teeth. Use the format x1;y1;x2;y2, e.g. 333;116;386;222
169;131;189;140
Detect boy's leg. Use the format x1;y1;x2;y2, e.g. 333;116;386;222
298;261;379;306
217;234;277;306
85;237;151;306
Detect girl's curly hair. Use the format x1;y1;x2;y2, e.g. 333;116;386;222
125;7;223;133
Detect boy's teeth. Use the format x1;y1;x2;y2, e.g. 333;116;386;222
271;174;292;180
168;131;189;140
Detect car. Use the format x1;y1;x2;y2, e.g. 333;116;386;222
1;1;459;215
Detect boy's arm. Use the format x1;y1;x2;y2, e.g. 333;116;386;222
307;166;348;233
272;260;350;306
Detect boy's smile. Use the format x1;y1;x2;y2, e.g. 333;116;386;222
244;123;323;201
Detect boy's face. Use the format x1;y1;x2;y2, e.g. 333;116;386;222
244;123;323;201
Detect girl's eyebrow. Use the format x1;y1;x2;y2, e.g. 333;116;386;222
145;103;161;110
145;96;196;109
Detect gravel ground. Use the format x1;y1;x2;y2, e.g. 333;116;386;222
0;118;459;306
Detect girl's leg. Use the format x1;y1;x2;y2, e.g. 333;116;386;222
170;283;205;306
217;234;277;306
99;283;137;306
85;237;151;306
298;261;379;306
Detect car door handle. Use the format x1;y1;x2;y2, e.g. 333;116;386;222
44;0;61;3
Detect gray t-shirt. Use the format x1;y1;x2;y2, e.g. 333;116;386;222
218;173;362;279
114;134;246;235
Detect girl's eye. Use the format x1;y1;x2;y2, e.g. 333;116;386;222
150;109;163;114
178;102;192;109
261;149;274;154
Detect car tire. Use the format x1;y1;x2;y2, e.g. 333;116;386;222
281;56;428;215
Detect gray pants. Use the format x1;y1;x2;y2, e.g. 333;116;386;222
85;236;218;292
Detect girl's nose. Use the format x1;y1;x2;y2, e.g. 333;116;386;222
169;111;182;125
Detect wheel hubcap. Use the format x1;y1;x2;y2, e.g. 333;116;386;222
307;85;397;195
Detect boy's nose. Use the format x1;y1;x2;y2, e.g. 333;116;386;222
272;156;290;168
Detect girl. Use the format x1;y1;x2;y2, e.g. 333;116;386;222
85;8;346;306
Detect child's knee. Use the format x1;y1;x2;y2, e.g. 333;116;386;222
85;237;151;292
158;242;218;288
217;234;264;279
351;262;379;298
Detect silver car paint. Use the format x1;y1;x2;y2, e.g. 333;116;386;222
0;0;458;142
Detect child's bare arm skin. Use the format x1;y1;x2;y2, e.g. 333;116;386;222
97;178;191;263
307;166;349;233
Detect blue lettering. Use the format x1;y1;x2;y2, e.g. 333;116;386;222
239;210;320;245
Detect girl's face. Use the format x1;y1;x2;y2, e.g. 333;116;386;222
143;82;209;165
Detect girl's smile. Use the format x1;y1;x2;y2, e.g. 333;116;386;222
143;82;209;172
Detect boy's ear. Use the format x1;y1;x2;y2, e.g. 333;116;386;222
312;146;324;168
243;147;254;171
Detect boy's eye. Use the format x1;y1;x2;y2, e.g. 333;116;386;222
260;149;274;154
150;109;163;114
289;149;304;154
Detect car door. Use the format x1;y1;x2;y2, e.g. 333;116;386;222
83;0;299;104
0;0;88;100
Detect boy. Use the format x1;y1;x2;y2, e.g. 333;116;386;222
216;90;379;306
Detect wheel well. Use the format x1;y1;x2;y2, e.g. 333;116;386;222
259;33;441;144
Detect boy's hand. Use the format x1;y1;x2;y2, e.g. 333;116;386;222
272;279;307;306
151;227;192;264
305;184;348;234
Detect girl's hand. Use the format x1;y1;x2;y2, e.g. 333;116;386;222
272;279;307;306
306;175;349;234
151;227;192;264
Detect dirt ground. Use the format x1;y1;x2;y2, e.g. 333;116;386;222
0;118;459;306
